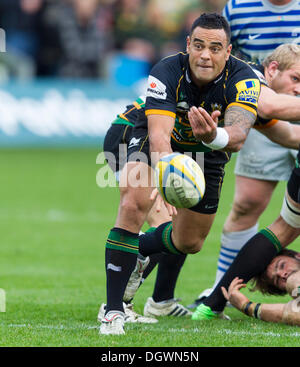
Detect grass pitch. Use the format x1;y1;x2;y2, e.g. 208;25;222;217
0;147;299;347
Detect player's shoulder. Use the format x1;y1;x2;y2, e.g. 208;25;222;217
228;55;260;80
247;62;268;86
157;52;188;69
149;52;188;84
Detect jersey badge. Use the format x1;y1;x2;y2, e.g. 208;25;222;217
235;79;260;106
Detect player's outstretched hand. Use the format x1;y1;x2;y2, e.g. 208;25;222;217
188;106;220;143
150;188;177;216
221;277;249;310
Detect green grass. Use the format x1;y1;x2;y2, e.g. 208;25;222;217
0;148;299;347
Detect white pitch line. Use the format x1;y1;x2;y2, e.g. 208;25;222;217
1;323;300;338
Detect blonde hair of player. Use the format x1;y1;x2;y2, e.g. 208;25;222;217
262;43;300;71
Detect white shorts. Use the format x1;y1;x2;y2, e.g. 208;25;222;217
234;129;297;181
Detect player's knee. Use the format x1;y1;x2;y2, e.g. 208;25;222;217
119;190;149;223
177;236;205;254
232;195;264;218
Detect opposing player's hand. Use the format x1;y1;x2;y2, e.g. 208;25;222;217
150;188;177;216
221;277;249;310
188;106;221;143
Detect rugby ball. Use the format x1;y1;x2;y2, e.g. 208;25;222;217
155;153;205;208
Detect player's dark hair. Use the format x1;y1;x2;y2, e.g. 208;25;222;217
250;249;300;296
190;13;231;44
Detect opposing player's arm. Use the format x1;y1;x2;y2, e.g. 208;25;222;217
222;277;300;326
258;120;300;150
147;114;175;166
259;85;300;121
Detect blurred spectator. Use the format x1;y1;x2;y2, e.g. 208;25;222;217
0;0;43;80
42;0;114;79
107;0;157;86
0;0;229;83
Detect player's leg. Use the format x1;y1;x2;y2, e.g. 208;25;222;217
101;126;156;334
190;130;296;308
193;150;300;319
206;176;276;290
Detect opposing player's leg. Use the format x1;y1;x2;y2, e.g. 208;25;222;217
193;150;300;320
190;129;296;308
189;176;276;308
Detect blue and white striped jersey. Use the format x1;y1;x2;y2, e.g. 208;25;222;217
223;0;300;63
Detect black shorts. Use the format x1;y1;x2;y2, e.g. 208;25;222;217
127;128;231;214
103;123;133;173
287;148;300;203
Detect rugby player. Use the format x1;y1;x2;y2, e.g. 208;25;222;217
221;249;300;326
190;0;300;308
192;144;300;321
100;13;263;335
98;97;191;322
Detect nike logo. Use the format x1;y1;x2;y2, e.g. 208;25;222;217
249;34;260;40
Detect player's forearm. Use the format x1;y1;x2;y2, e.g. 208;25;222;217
239;299;300;326
147;114;174;166
149;132;173;165
259;121;300;150
222;105;257;152
259;89;300;122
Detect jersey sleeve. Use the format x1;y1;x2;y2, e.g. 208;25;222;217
225;66;261;116
145;58;179;119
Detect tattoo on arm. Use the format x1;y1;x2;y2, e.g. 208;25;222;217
224;105;256;136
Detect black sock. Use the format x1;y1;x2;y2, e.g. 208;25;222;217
105;228;139;313
141;253;162;281
204;229;282;312
139;221;184;256
152;253;187;302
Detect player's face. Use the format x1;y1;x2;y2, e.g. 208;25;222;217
271;62;300;96
186;27;232;87
266;255;300;291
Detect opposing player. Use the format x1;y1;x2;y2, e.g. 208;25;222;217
192;146;300;320
221;248;300;326
99;13;262;335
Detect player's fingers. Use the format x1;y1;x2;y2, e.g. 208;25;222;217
211;110;221;124
221;287;229;300
197;107;217;128
150;188;159;201
166;202;177;216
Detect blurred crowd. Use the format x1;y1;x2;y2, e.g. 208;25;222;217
0;0;227;85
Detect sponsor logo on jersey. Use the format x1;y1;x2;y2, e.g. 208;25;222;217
146;76;167;100
235;79;260;106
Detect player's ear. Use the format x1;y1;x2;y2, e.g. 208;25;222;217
225;43;232;61
266;61;280;80
186;35;191;53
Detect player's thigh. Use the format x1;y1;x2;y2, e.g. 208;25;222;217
103;123;133;177
172;208;216;253
116;161;154;230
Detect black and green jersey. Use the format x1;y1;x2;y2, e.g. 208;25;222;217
143;52;261;152
111;96;145;127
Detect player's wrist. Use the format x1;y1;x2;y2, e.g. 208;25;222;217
241;301;262;319
202;128;229;150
